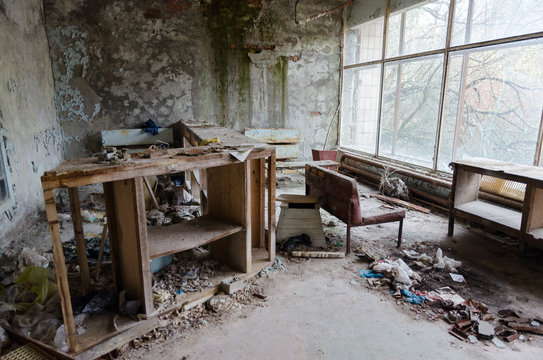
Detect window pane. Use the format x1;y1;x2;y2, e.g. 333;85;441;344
345;18;384;65
452;0;543;46
438;39;543;171
386;0;449;58
379;55;444;168
340;65;382;153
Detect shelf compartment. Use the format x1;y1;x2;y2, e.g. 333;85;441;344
147;215;243;259
455;200;522;235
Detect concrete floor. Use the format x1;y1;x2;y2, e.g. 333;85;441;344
124;258;541;360
121;173;543;360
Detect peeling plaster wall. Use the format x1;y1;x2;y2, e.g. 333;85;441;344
0;0;64;246
44;0;342;159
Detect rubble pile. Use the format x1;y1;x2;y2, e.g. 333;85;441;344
152;255;224;308
358;247;543;348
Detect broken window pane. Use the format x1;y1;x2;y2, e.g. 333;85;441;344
379;55;444;168
452;0;543;46
438;38;543;171
340;65;381;154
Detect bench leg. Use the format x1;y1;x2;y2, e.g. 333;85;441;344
396;219;403;248
346;224;351;254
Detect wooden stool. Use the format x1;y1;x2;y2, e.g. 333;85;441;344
276;194;327;248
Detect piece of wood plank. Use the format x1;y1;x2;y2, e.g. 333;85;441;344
74;317;160;360
101;128;173;146
95;223;108;280
276;194;318;204
454;200;522;239
250;159;262;248
103;183;121;290
258;158;266;248
43;189;78;353
271;144;299;159
147;215;243;258
523;186;543;232
110;178;153;315
41;148;275;191
268;152;276;261
68;187;91;296
291;251;345;258
370;193;430;214
190;170;201;202
276;160;339;169
244;128;301;144
142;177;160;209
453;159;543;188
454;167;481;206
208;162;251;273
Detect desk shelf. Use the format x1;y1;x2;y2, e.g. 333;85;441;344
148;215;243;259
449;159;543;249
455;200;522;234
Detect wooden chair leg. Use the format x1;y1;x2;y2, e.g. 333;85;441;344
396;219;403;248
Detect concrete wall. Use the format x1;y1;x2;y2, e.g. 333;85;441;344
0;0;64;246
44;0;343;159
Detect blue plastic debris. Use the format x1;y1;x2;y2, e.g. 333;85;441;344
176;289;184;295
401;289;425;304
360;269;384;278
142;119;160;135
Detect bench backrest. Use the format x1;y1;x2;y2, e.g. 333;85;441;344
305;164;362;226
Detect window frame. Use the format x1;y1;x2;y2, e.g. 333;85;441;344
340;0;543;172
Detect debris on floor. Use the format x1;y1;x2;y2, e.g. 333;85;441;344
356;245;543;348
379;165;409;201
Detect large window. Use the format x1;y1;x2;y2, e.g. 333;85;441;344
341;0;543;172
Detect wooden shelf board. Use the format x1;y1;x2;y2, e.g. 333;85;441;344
455;200;522;231
148;215;243;259
75;313;155;354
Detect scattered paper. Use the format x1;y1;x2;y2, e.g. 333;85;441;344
450;273;466;283
230;146;253;162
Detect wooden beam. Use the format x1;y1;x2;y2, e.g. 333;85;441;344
43;189;78;353
142;177;160;209
95;223;108;280
370;193;430;214
267;152;276;261
68;187;91;295
291;251;345;259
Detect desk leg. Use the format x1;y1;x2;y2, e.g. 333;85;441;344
267;153;276;261
44;189;78;353
68;187;91;296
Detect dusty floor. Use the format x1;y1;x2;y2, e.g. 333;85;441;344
6;171;543;359
116;171;543;359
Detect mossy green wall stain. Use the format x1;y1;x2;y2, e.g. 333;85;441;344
275;56;288;125
201;0;261;125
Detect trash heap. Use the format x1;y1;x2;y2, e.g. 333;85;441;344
152;251;222;309
359;248;543;348
0;248;61;351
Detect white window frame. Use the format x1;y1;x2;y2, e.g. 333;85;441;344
340;0;543;172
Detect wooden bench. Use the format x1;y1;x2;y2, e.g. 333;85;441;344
305;164;405;253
